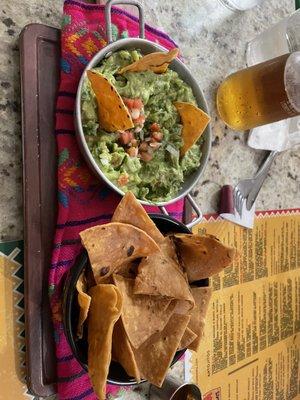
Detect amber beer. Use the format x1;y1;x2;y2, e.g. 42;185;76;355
217;52;300;131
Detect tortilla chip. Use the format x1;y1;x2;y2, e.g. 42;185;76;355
76;271;91;339
113;275;174;348
118;48;179;74
133;314;190;387
173;299;193;315
174;102;210;156
172;233;237;282
115;258;142;279
80;222;160;283
178;327;197;351
112;191;164;244
112;319;140;381
160;236;180;264
85;263;96;290
88;284;122;400
188;286;212;352
87;70;134;132
134;251;194;307
99;275;114;284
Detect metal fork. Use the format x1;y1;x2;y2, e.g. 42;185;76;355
234;150;278;216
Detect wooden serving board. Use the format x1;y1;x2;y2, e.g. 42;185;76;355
20;23;60;397
20;21;193;399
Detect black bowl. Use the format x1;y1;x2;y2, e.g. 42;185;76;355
63;214;204;385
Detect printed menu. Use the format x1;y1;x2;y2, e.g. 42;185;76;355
0;240;35;399
187;209;300;400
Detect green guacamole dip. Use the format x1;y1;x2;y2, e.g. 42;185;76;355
81;49;203;203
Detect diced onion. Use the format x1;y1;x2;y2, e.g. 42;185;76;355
139;130;144;140
166;144;179;158
131;108;140;120
100;158;110;166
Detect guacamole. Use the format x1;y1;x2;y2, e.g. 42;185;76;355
81;49;203;202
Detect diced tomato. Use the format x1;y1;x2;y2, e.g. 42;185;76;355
140;151;153;162
122;97;143;110
133;98;143;109
150;122;160;132
134;115;146;125
139;142;149;152
117;173;129;186
151;131;163;142
122;97;134;108
119;130;133;145
127;147;138;157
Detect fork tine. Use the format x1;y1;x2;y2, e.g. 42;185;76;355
234;187;244;217
233;187;240;215
238;193;244;216
233;186;239;204
236;192;242;216
239;192;245;216
233;187;238;206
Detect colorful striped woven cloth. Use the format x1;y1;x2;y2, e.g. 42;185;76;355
48;1;184;398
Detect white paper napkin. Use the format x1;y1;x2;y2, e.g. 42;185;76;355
220;200;256;229
248;116;300;151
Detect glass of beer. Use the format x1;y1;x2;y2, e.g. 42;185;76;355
216;52;300;131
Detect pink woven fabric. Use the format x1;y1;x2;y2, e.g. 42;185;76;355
49;1;183;398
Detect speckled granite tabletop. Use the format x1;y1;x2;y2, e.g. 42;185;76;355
0;0;299;398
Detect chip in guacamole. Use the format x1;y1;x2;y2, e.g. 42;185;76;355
87;70;134;132
118;48;179;74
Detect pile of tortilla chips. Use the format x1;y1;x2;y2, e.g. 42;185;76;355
77;192;237;399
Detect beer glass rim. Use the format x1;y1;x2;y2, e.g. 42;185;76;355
284;51;300;113
286;9;300;52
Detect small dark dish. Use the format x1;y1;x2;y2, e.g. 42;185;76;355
63;214;205;385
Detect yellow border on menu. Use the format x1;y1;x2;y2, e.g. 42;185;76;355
0;247;34;399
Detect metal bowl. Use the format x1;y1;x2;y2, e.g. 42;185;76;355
75;0;211;226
